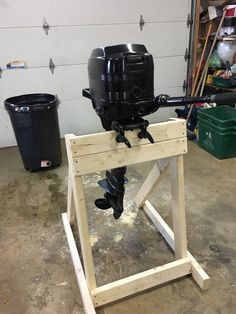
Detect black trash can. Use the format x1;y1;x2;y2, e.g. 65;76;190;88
4;93;62;171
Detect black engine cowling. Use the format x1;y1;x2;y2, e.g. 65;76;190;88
83;43;157;130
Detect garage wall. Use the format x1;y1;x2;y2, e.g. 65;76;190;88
0;0;191;148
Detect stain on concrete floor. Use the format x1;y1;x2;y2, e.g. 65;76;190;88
0;141;235;314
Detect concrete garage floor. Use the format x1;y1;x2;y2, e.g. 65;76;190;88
0;141;235;314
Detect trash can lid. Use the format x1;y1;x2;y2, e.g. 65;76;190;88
4;93;58;112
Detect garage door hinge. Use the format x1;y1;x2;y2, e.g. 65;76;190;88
187;14;193;28
182;80;187;92
43;17;50;35
184;48;190;61
49;58;55;74
139;14;145;31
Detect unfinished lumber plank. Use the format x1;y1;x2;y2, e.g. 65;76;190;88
73;138;187;176
143;200;210;290
191;258;210;290
65;135;97;290
134;158;169;208
143;201;174;249
67;168;76;225
91;257;192;307
170;155;188;259
71;175;97;290
62;213;96;314
70;120;186;158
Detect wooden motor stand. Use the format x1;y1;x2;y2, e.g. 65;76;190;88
62;119;210;314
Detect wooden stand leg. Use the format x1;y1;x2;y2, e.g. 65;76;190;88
134;158;169;208
170;155;188;259
72;175;97;290
65;134;96;290
67;169;76;225
135;153;209;290
62;213;96;314
143;201;210;290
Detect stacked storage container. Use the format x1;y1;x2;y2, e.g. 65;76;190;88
198;106;236;159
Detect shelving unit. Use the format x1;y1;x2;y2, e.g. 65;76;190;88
206;84;236;92
191;2;236;99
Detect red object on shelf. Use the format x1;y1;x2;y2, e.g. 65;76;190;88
225;5;236;17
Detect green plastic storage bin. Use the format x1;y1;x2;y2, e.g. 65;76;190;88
198;105;236;128
213;76;233;89
198;107;236;159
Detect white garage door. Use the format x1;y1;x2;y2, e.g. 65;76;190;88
0;0;191;148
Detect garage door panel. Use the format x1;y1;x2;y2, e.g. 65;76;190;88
53;22;188;64
54;65;88;100
0;57;186;107
0;0;190;27
58;99;104;137
0;65;89;106
0;22;188;67
0;28;53;67
154;57;186;89
0;107;16;147
147;107;178;124
0;68;56;107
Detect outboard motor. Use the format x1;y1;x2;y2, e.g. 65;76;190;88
83;43;236;219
